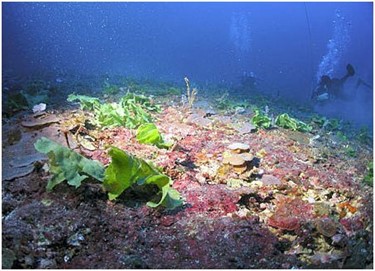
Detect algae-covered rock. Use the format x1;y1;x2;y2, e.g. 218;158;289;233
3;163;36;181
228;142;250;153
223;154;246;166
260;174;282;186
315;217;338;237
21;115;60;128
2;248;16;269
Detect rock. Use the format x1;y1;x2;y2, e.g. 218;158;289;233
160;216;175;227
2;164;35;181
233;164;248;174
38;258;57;269
193;100;213;111
331;234;348;247
315;217;337;237
67;232;85;247
9;153;45;168
2;248;16;269
3;153;45;181
234;107;246;114
234;123;256;134
239;152;253;162
340;216;364;236
313;202;331;216
5;128;22;145
226;178;247;189
213;115;232;125
23;255;35;267
119;254;145;268
310;251;345;265
268;215;300;231
33;111;47;118
186;113;212;127
21;115;60;128
3;209;34;259
227;142;250;153
223;154;246;166
77;134;97;151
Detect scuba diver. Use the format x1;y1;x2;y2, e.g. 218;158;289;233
240;71;257;92
312;64;355;101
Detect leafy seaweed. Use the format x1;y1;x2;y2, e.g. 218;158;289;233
95;102;128;128
363;161;373;186
34;138;181;209
166;87;181;95
3;92;29;114
357;126;372;145
310;114;327;128
136;123;173;149
103;82;120;95
103;147;182;209
34;137;105;191
336;131;348;142
344;145;356;157
67;94;101;111
21;90;49;107
325;118;341;131
275;113;312;132
137;123;162;144
251;109;272;129
67;93;160;129
215;93;249;113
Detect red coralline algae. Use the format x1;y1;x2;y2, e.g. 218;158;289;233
270;168;289;180
340;216;364;236
156;151;186;170
268;215;300;231
172;173;201;191
180;134;209;152
81;149;109;165
184;185;239;217
260;174;282;186
268;197;314;231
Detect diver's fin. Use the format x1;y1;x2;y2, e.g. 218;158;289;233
346;64;355;76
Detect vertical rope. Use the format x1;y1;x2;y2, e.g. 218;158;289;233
303;3;315;100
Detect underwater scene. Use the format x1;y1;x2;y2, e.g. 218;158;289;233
2;1;373;269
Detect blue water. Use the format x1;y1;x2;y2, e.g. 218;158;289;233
2;2;373;128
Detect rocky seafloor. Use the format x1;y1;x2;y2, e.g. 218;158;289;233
2;76;373;269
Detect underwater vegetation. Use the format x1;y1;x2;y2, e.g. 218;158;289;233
103;146;182;208
250;108;272;129
363;161;373;186
275;113;312;132
357;126;372;145
35;137;182;209
250;108;312;133
102;81;120;95
34;137;105;191
2;76;373;269
136;123;173;149
3;80;52;116
67;92;161;129
184;77;198;108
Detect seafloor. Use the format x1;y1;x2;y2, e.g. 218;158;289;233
2;75;373;269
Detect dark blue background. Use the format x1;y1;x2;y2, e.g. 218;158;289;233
2;2;373;126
